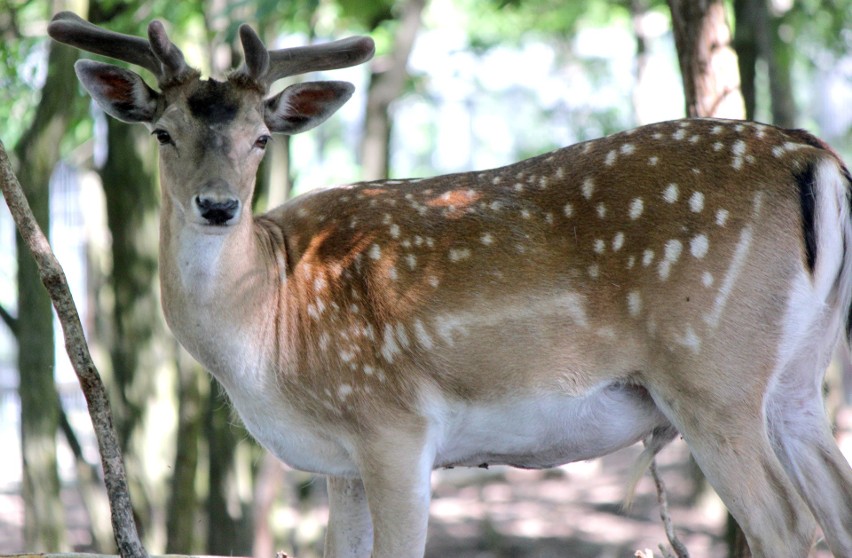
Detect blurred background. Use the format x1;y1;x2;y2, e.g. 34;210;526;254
0;0;850;556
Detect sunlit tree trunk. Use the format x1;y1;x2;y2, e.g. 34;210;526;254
13;35;79;552
361;0;426;180
667;0;744;118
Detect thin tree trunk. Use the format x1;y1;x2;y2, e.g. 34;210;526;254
667;0;744;118
13;36;78;553
733;0;758;120
733;0;796;127
361;0;426;180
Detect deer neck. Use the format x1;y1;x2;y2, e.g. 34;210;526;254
158;197;285;381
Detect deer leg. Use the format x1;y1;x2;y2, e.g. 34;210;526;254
355;425;434;558
766;362;852;556
648;380;816;558
324;476;373;558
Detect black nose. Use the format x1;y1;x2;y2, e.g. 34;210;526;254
195;195;239;226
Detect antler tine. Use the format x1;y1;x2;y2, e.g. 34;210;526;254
232;24;375;89
48;11;161;76
147;20;197;86
234;24;271;86
48;11;197;88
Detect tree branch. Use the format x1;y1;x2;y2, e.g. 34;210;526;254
0;302;17;337
649;458;690;558
0;139;148;558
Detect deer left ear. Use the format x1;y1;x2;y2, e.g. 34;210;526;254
264;81;354;134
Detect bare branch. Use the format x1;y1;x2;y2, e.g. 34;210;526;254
0;302;17;337
649;458;690;558
0;139;148;558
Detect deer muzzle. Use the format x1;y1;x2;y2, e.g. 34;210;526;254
193;180;241;226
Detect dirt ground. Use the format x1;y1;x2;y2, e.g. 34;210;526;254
1;407;849;557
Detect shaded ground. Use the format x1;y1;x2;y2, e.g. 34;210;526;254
1;407;849;557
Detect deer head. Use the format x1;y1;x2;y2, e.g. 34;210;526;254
48;11;374;229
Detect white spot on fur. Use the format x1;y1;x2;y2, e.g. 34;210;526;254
564;203;574;217
597;203;607;219
627;291;642;317
648;156;659;166
414;319;433;349
690;234;709;258
658;239;683;280
620;143;636;155
702;271;714;287
481;232;494;245
732;139;746;170
689;191;704;213
642;249;655;267
663;183;679;203
594;239;606;254
605;150;618;166
612;232;625;252
406;254;417;270
582;178;595;200
629;197;644;220
449;248;472;262
369;244;382;260
389;223;401;238
588;264;600;279
716;209;729;226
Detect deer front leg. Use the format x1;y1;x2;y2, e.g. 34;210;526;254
324;476;373;558
356;425;435;558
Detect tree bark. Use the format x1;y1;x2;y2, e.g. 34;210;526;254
13;36;77;553
667;0;744;118
360;0;426;181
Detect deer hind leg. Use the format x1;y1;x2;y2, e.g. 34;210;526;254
647;374;816;558
766;350;852;556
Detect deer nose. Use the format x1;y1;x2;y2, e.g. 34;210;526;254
194;192;240;226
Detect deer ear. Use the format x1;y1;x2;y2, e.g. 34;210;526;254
264;81;354;134
74;59;160;123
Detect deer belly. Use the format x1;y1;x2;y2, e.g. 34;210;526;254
431;382;668;469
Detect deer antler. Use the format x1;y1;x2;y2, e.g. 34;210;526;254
233;24;375;90
47;11;197;87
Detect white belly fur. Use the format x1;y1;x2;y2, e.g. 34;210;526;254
227;374;667;476
428;381;667;469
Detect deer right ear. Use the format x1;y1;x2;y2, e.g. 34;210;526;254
74;59;160;123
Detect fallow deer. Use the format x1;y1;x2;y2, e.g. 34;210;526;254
48;11;852;557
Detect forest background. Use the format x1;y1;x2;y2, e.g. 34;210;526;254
0;0;850;556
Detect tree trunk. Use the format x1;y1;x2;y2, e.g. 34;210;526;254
733;0;796;127
165;347;205;553
361;0;426;180
733;0;758;120
205;384;256;555
14;37;79;553
667;0;744;118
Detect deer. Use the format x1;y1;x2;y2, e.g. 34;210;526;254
47;11;852;558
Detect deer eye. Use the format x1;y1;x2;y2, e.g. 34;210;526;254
254;135;271;149
152;129;172;145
